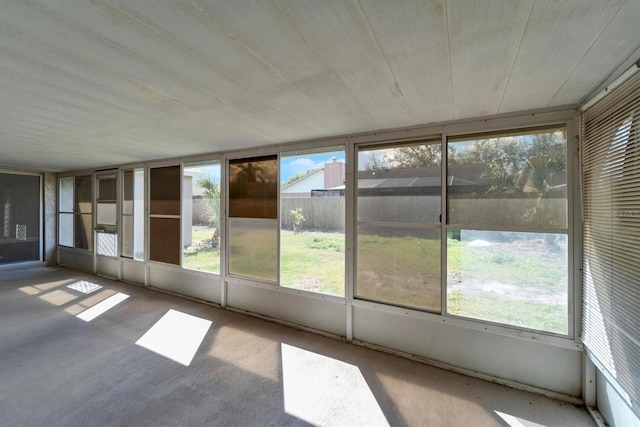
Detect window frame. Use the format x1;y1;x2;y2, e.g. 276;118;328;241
226;153;279;283
442;122;575;339
279;146;347;297
147;164;182;266
121;167;145;261
354;138;443;312
182;159;222;275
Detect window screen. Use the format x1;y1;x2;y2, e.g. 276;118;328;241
446;127;569;334
228;155;278;281
149;166;181;265
582;70;640;417
0;172;41;264
356;141;441;312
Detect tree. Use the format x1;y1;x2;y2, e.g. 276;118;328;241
364;144;441;170
282;168;320;187
232;163;264;184
196;176;220;228
482;134;567;229
392;145;441;167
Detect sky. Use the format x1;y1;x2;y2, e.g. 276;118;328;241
183;151;346;187
280;151;345;182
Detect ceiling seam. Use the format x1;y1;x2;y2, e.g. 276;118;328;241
269;0;383;129
353;0;415;121
444;0;455;120
549;0;629;107
495;0;535;115
26;0;296;140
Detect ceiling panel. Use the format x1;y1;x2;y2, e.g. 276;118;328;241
0;0;639;172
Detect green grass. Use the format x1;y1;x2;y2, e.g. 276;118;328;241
447;238;565;293
182;227;567;333
356;233;441;311
183;227;221;273
448;289;567;333
280;232;345;295
447;238;568;333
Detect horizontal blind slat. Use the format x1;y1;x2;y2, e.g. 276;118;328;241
582;71;640;415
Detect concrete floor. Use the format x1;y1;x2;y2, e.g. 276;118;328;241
0;267;594;427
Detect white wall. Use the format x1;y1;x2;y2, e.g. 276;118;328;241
596;369;640;427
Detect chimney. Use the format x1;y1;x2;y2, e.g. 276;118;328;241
324;157;345;188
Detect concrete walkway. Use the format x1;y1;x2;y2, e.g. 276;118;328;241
0;267;594;426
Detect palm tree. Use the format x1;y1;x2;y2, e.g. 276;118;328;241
196;176;220;228
484;155;566;228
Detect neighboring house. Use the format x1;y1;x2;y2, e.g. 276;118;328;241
282;158;345;198
281;169;325;198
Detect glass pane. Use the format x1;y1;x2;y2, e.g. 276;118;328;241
229;156;277;219
97;176;116;201
122;168;145;260
357;225;441;311
448;126;567;228
59;176;74;212
74;213;93;250
123;170;133;215
358;142;441;223
183;162;221;273
150;166;181;215
58;213;73;247
96;232;117;257
0;173;40;263
133;169;144;261
280;149;345;295
447;230;568;334
97;203;117;226
149;217;180;265
75;175;92;214
122;215;133;258
228;218;277;282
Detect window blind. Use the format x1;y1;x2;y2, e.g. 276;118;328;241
582;69;640;413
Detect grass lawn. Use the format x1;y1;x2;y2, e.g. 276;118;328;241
356;233;441;311
183;226;567;333
280;232;345;296
183;227;221;273
447;238;568;334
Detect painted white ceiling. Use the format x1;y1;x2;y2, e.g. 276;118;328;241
1;0;639;172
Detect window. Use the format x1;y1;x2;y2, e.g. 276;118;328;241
228;155;278;281
96;173;117;257
446;126;568;334
183;161;221;273
280;148;345;296
122;168;144;260
0;172;41;264
149;165;181;265
58;176;74;247
356;141;442;311
74;175;93;251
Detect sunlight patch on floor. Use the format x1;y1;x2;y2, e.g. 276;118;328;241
208;325;280;381
76;292;129;322
39;290;77;306
136;309;212;366
19;285;40;295
281;343;389;427
67;280;103;294
495;410;546;427
35;279;74;291
65;289;117;316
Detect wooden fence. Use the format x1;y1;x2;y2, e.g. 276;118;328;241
281;197;345;232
